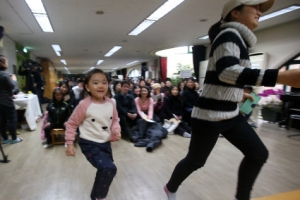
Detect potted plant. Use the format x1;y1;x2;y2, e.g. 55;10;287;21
258;89;283;123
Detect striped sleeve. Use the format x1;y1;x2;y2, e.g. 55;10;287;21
211;29;278;87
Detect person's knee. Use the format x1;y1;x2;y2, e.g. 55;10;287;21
247;147;269;164
98;164;117;177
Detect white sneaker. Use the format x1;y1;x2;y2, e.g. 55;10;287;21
183;132;191;138
43;144;52;149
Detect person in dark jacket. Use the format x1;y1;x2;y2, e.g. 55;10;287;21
182;77;199;125
59;80;75;112
43;88;71;148
33;68;45;115
114;80;138;139
161;86;191;138
0;55;23;144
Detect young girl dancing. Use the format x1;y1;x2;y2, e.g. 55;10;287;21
164;0;300;200
65;69;121;200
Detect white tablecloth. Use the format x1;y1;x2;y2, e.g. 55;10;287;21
13;94;42;130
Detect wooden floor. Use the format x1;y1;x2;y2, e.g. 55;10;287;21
0;119;300;200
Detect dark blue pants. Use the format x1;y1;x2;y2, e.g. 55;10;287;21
78;138;117;200
0;105;18;140
166;113;268;200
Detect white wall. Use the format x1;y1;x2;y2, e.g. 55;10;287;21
250;19;300;69
167;54;193;78
0;35;17;74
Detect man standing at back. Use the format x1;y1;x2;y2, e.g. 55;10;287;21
114;80;137;140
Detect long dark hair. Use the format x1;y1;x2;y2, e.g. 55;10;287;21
208;5;244;43
52;88;64;103
139;86;151;98
81;69;109;99
169;86;181;101
58;80;70;94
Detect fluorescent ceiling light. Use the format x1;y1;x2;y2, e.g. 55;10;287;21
259;5;300;22
129;20;155;36
52;44;61;56
25;0;54;32
51;44;61;52
25;0;46;14
33;14;54;32
198;35;209;40
61;60;67;65
104;46;122;57
113;67;119;69
64;67;68;70
126;61;139;65
147;0;185;21
96;60;104;65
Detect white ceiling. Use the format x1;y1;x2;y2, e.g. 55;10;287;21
1;0;300;74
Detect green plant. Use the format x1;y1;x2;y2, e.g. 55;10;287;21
170;76;183;86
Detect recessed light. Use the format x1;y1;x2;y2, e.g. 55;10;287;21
96;10;104;15
200;19;207;22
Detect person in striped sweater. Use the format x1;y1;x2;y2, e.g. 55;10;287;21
164;0;300;200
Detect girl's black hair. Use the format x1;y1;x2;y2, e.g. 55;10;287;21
186;77;196;90
0;55;6;70
139;86;151;98
169;86;182;100
208;5;244;43
81;69;109;99
52;88;63;103
58;80;70;94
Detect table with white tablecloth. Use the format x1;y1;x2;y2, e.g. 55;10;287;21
13;94;42;130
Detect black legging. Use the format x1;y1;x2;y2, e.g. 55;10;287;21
166;113;268;200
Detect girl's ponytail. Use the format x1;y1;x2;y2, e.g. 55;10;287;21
208;19;222;44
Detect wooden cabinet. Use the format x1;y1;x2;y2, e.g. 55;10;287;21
40;60;56;99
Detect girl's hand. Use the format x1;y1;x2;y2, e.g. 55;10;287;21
45;122;50;127
114;132;121;141
66;144;76;156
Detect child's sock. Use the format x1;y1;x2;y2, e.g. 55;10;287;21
164;185;177;200
183;132;191;138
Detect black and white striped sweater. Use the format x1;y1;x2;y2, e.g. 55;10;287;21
192;22;278;122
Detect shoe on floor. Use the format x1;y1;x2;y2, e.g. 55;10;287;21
2;139;12;144
183;132;191;138
10;137;23;144
43;144;52;149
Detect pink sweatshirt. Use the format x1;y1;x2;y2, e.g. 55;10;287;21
134;97;154;119
65;96;120;145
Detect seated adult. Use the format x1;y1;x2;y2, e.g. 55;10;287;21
114;81;137;139
135;86;159;122
59;80;76;112
151;83;164;117
132;85;140;98
161;86;191;138
182;77;199;125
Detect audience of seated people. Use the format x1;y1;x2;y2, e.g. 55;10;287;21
37;76;200;149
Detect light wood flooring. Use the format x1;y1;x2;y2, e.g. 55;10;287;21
0;119;300;200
